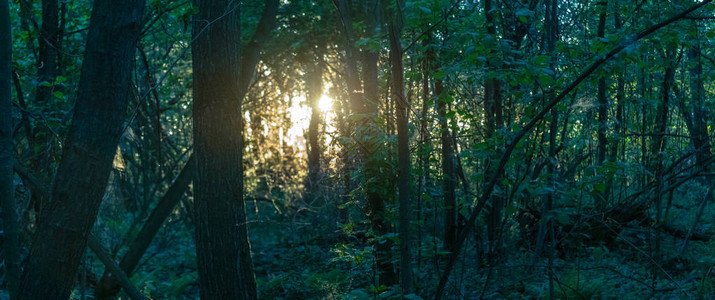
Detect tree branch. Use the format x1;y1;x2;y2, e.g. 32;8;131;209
434;1;714;298
239;0;280;97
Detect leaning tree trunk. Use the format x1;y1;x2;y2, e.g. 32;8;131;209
191;0;278;298
95;155;195;299
17;0;145;298
1;0;20;297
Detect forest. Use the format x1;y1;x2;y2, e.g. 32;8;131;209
0;0;714;299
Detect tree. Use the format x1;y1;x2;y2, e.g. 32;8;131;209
595;0;610;211
387;0;412;293
306;52;324;199
1;0;20;297
190;0;278;298
17;0;145;297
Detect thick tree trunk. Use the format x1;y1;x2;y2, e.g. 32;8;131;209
388;12;413;293
17;0;145;298
191;0;278;298
0;0;20;297
191;1;252;298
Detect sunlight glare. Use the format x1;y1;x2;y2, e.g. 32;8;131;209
318;94;333;112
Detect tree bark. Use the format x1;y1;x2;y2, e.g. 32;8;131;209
306;59;323;199
191;0;278;298
388;8;413;293
18;0;145;298
35;0;59;106
595;0;609;211
0;0;20;297
428;28;457;253
357;0;398;286
483;0;504;255
652;47;676;267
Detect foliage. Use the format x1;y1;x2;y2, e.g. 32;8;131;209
2;0;714;298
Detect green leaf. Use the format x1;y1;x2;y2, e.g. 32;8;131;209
594;183;607;193
52;91;64;99
538;74;554;86
533;55;548;65
556;212;570;225
54;75;67;84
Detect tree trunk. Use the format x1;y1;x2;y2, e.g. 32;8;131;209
359;0;397;287
595;0;609;211
483;0;504;255
651;47;676;269
686;35;710;167
428;30;457;253
28;0;61;222
0;0;20;296
35;0;59;107
306;59;323;199
388;10;413;293
191;0;278;298
18;0;145;297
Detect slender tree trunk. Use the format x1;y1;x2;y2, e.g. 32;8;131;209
388;9;413;293
334;0;361;225
686;33;710;167
35;0;59;106
361;0;397;287
416;37;431;273
27;0;61;220
609;4;624;202
0;1;20;297
535;0;559;261
191;0;278;298
306;58;323;199
428;31;457;253
595;0;609;211
18;0;145;297
651;47;676;271
483;0;504;255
